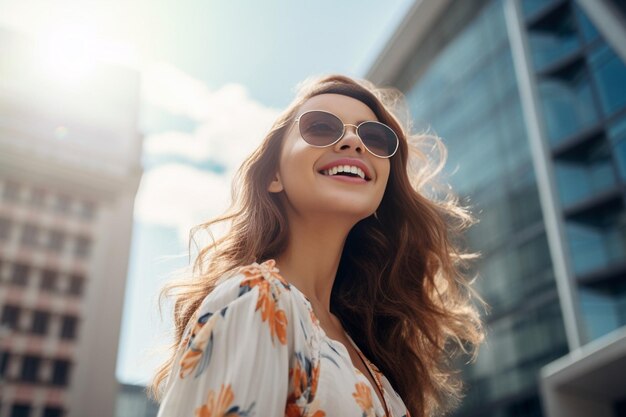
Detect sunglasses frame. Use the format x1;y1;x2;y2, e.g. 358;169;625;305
294;109;399;159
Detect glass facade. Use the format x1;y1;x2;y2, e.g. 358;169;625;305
524;0;626;343
399;1;568;416
391;0;626;416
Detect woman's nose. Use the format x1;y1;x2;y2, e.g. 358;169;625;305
334;125;364;153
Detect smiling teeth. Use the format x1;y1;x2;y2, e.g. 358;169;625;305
322;165;366;180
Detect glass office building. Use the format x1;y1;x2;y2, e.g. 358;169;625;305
367;1;626;416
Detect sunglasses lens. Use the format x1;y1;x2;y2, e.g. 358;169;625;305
358;122;398;158
298;111;343;146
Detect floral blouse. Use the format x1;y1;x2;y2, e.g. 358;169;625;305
157;259;411;417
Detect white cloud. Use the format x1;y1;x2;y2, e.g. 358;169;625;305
142;130;209;163
137;62;282;243
134;163;232;243
142;62;280;171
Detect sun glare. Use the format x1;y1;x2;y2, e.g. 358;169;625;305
36;23;137;85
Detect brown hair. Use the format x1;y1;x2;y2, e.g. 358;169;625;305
149;74;485;417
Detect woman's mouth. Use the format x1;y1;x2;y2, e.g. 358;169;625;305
318;165;370;181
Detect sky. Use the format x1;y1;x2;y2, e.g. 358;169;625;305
0;0;416;385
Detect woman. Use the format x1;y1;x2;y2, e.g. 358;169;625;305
150;74;484;417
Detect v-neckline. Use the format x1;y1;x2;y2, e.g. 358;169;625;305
291;285;392;417
341;332;391;417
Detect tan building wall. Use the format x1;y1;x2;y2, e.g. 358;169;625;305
0;28;142;417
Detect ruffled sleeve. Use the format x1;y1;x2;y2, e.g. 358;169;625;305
157;261;296;417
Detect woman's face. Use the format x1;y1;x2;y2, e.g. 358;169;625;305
269;93;391;222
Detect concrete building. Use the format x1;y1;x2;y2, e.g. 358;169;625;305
0;29;142;417
367;0;626;416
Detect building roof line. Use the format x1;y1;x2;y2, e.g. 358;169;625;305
366;0;453;85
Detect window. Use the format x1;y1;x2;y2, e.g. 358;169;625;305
42;407;64;417
20;223;39;247
609;115;626;181
40;270;58;292
20;355;40;383
50;359;71;386
54;195;71;215
1;305;20;330
527;3;581;72
11;263;30;287
589;43;626;116
522;0;559;18
0;351;10;377
580;279;626;341
47;230;65;253
553;135;617;208
0;216;12;241
31;311;50;336
74;236;91;259
79;201;96;220
10;404;31;417
60;316;78;340
29;187;46;208
574;5;599;43
2;181;20;202
566;198;626;275
539;60;599;146
67;275;84;296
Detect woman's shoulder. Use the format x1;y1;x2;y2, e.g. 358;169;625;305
182;259;313;353
196;258;299;319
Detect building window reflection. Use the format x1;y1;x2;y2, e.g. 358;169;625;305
522;0;560;19
553;134;617;208
608;115;626;180
580;279;626;340
589;43;626;117
538;60;599;145
527;2;581;72
574;5;599;44
566;199;626;276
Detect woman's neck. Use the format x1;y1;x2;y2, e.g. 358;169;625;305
273;213;353;318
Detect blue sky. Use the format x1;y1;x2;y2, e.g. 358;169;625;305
0;0;415;384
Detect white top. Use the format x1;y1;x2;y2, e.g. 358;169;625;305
157;259;411;417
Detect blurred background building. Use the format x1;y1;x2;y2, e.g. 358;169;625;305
115;384;158;417
0;29;142;417
368;0;626;416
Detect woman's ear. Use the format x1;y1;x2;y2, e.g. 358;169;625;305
268;172;284;193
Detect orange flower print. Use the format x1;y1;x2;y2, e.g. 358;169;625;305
353;382;376;417
194;384;254;417
239;259;290;288
180;312;219;379
239;260;290;345
286;352;325;417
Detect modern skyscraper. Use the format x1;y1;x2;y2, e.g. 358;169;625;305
0;29;142;417
367;1;626;416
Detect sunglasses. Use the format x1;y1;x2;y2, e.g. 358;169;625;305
294;110;399;158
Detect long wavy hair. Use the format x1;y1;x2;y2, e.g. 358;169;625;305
149;74;485;417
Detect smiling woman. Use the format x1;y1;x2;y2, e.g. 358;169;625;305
150;74;485;417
